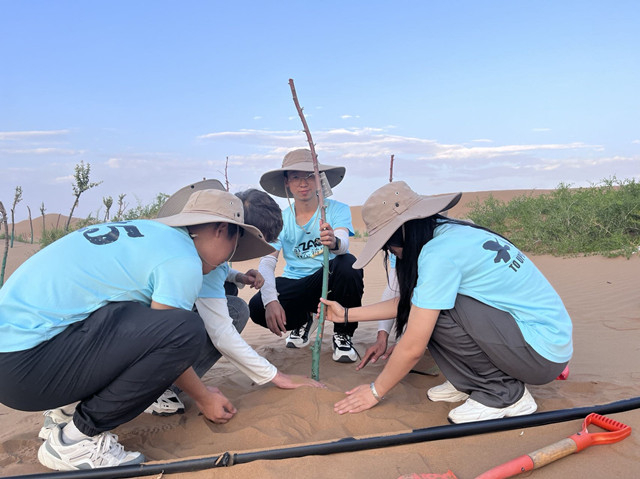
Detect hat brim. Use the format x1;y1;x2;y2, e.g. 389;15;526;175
352;192;462;269
260;162;346;198
154;213;275;262
157;179;226;218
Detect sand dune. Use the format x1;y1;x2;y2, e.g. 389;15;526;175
1;190;639;479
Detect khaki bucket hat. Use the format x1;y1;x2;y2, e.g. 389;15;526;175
352;181;462;269
154;188;274;262
157;179;225;218
259;148;346;197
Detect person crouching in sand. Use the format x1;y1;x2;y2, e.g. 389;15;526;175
321;181;572;424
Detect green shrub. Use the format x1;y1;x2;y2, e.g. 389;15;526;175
39;193;169;248
117;193;169;221
467;177;640;258
39;228;70;248
0;233;28;243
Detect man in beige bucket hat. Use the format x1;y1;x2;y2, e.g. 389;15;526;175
146;181;323;417
0;188;275;471
320;181;572;424
249;148;365;363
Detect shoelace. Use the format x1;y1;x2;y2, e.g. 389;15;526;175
291;316;314;339
92;432;129;464
334;334;361;360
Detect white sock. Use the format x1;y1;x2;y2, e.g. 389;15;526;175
61;420;91;444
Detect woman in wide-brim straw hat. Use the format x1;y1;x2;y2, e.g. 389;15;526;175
320;181;573;424
0;188;274;471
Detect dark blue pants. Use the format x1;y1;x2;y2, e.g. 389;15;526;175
0;302;205;436
249;253;364;336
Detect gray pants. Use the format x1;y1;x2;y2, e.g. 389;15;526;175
428;295;568;408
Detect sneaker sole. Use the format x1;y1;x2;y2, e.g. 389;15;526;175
427;390;469;403
447;392;538;424
332;351;357;363
145;408;185;416
447;403;538;424
285;341;310;349
38;441;75;471
333;356;356;363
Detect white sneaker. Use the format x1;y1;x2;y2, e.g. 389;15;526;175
37;424;144;470
144;389;185;416
332;333;358;363
447;387;538;424
285;314;318;348
39;408;75;440
427;381;469;403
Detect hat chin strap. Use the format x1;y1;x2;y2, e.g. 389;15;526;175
199;253;219;269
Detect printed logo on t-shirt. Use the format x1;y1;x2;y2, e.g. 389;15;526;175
483;238;526;272
293;238;323;259
79;222;144;245
483;239;511;263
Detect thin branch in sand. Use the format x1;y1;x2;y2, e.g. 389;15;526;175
288;78;329;381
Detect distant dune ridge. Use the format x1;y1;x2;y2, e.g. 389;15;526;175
2;187;639;478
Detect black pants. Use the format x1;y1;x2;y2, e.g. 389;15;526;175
0;302;205;436
249;254;364;336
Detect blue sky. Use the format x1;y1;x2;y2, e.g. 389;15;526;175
1;1;639;222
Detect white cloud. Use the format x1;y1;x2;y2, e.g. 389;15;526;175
54;175;74;183
0;130;70;140
195;127;601;167
431;142;597;161
632;140;640;144
5;124;637;223
253;116;262;120
3;147;82;155
340;115;360;119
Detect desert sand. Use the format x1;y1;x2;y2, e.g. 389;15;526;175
1;189;639;479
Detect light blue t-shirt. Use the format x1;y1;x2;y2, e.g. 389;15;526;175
199;262;229;299
0;220;203;352
411;222;573;363
273;199;353;280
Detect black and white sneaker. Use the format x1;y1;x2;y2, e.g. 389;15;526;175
285;314;318;348
332;333;358;363
143;389;185;416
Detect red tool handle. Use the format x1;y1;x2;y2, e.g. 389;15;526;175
474;413;631;479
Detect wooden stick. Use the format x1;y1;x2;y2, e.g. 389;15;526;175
389;154;395;182
224;156;230;191
288;78;329;381
0;201;8;287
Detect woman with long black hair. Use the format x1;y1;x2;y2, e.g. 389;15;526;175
320;181;572;424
